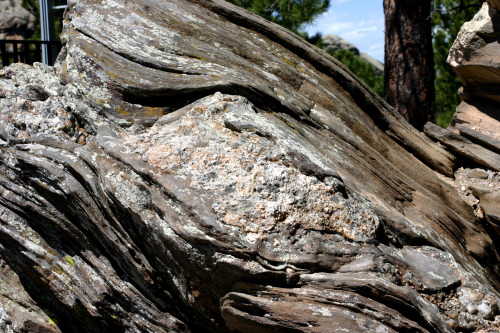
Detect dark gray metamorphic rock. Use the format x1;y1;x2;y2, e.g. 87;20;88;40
0;0;500;332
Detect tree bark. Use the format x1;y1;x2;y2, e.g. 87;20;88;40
384;0;435;131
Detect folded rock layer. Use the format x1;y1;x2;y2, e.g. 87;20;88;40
0;0;499;332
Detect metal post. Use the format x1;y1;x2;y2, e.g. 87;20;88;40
40;0;56;65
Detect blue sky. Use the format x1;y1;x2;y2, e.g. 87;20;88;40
305;0;385;62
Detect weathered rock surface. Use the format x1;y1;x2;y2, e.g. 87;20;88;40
427;0;500;252
447;1;500;140
424;122;500;171
0;0;500;332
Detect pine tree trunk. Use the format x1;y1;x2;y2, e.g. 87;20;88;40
384;0;435;131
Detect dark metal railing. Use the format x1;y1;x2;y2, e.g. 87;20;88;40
0;40;62;68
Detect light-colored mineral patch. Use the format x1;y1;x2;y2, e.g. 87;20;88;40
124;93;379;243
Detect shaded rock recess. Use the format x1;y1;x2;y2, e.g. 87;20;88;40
0;0;500;332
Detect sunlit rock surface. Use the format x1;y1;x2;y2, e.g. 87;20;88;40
1;0;500;332
427;0;500;249
447;0;500;143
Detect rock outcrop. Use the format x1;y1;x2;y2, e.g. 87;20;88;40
360;52;384;74
446;0;500;143
322;34;384;75
0;0;499;332
0;0;35;40
425;0;500;243
322;34;360;55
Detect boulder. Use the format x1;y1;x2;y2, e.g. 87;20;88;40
424;122;500;171
448;2;500;87
360;51;384;75
321;35;384;76
452;99;500;141
481;192;500;233
424;1;500;245
1;0;500;332
322;34;360;55
447;1;500;141
0;0;35;40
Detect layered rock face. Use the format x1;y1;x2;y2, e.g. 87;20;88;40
0;0;500;332
447;0;500;143
425;0;500;242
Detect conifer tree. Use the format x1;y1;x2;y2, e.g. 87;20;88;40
330;49;384;97
226;0;330;33
384;0;435;131
432;0;481;127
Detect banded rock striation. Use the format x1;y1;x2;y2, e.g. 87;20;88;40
445;0;500;146
0;0;500;332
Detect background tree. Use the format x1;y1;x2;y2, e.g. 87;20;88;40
383;0;435;131
224;0;480;129
21;0;40;39
330;49;384;97
225;0;330;33
21;0;66;40
19;0;480;130
225;0;384;96
432;0;481;127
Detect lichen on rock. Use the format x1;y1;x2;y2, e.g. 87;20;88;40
0;0;500;332
126;93;379;244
